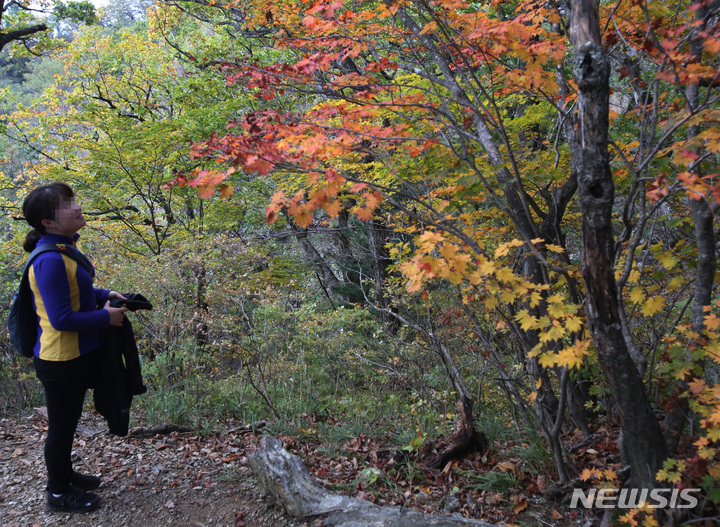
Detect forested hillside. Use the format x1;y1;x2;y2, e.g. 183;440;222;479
1;0;719;525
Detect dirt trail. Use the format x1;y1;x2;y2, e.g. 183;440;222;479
0;412;318;527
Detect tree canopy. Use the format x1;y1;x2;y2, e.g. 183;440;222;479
2;0;719;524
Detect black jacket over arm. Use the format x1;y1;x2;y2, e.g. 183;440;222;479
92;294;150;436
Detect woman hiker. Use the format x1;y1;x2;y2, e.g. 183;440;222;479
21;182;128;513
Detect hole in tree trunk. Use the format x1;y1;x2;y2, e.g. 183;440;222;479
589;183;603;198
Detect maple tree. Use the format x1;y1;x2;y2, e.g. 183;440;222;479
157;0;720;496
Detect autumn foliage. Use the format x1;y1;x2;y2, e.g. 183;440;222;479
164;0;720;505
3;0;720;523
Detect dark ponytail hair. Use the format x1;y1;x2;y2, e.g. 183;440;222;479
22;182;74;252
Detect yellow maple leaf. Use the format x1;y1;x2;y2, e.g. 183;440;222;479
540;324;565;343
514;281;531;296
467;271;484;285
538;352;556;369
641;296;666;316
495;267;515;282
629;287;645;304
448;271;463;285
515;310;538;331
707;428;720;442
554;347;578;368
536;315;551;328
658;469;683;484
565;316;583;333
657;252;679;270
559;341;592;369
667;276;684;290
528;343;543;358
529;291;542;308
705;342;720;364
495;244;510;257
494;239;524;258
698;444;717;460
643;514;660;527
674;367;690;380
500;289;517;304
547;302;567;319
478;258;495;275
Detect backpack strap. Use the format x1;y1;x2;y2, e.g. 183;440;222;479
24;243;95;278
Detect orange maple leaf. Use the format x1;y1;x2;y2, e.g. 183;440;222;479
354;205;375;221
325;199;343;217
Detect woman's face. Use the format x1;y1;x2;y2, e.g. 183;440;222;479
43;197;86;237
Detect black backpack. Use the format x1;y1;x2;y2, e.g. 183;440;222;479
7;243;93;358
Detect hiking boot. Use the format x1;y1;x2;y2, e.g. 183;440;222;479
47;484;100;513
72;470;102;491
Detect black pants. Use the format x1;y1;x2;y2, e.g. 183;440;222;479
34;354;92;494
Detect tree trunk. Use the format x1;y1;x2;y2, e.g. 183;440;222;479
193;264;209;348
419;395;487;469
291;222;346;301
570;0;667;488
367;218;394;321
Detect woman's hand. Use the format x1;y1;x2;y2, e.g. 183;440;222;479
108;291;127;301
103;301;128;326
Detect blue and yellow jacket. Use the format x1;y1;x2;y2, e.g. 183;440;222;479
29;233;110;361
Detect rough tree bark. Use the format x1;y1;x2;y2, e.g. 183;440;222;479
419;396;487;470
248;436;497;527
570;0;668;488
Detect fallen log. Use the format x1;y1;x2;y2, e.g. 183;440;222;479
226;420;266;434
127;424;194;437
248;436;498;527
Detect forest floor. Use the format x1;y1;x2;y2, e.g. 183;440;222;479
0;409;583;527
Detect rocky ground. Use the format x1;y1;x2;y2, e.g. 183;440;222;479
0;410;320;527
